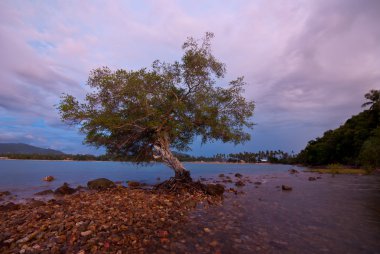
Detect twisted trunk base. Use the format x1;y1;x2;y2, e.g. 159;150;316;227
152;134;225;195
153;135;192;183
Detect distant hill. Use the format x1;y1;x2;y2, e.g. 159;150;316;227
296;109;379;166
0;143;64;155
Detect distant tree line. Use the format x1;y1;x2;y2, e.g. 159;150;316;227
0;149;295;164
174;150;295;164
296;90;380;169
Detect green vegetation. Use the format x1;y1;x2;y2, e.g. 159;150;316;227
306;163;367;174
306;168;368;175
297;89;380;170
58;33;254;180
175;150;294;163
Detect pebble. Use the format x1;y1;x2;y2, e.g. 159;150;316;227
1;186;218;253
204;227;211;233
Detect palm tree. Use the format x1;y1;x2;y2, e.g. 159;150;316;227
362;90;380;110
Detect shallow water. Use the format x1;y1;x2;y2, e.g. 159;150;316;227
0;160;296;199
181;172;380;254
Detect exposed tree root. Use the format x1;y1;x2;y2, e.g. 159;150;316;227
154;176;225;196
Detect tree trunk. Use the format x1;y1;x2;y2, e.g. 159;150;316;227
153;134;192;182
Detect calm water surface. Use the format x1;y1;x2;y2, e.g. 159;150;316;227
0;160;293;198
185;172;380;253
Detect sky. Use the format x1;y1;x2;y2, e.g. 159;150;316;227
0;0;379;156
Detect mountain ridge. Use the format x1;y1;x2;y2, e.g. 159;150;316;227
0;143;64;155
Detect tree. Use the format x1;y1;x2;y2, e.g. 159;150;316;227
362;89;380;110
296;90;380;166
359;127;380;170
58;33;255;182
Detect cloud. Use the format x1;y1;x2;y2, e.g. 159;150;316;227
0;0;379;155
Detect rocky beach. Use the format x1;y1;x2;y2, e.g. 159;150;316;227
1;170;380;253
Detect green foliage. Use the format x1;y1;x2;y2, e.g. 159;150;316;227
327;163;344;169
306;168;368;175
58;33;254;163
362;89;380;111
359;127;380;170
297;90;380;168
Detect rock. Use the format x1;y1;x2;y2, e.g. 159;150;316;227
127;181;141;188
3;238;14;244
185;200;197;208
308;177;317;181
254;181;262;185
235;173;243;178
203;227;211;233
288;169;299;174
80;230;92;237
0;202;20;211
34;189;54;196
282;185;292;191
0;191;11;197
209;240;219;247
204;183;225;196
29;199;45;208
218;174;225;177
158;230;169;238
54;183;76;195
43;175;55;182
87;178;115;190
235;181;245;187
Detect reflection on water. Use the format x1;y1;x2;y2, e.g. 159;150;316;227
181;172;380;254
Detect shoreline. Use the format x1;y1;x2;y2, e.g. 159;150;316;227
1;171;380;253
1;158;272;165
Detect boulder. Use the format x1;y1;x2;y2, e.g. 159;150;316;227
288;169;299;174
204;184;225;196
54;183;76;195
87;178;115;190
29;199;45;208
0;202;20;212
34;190;54;196
43;176;55;182
282;185;292;191
308;177;317;181
235;173;243;178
